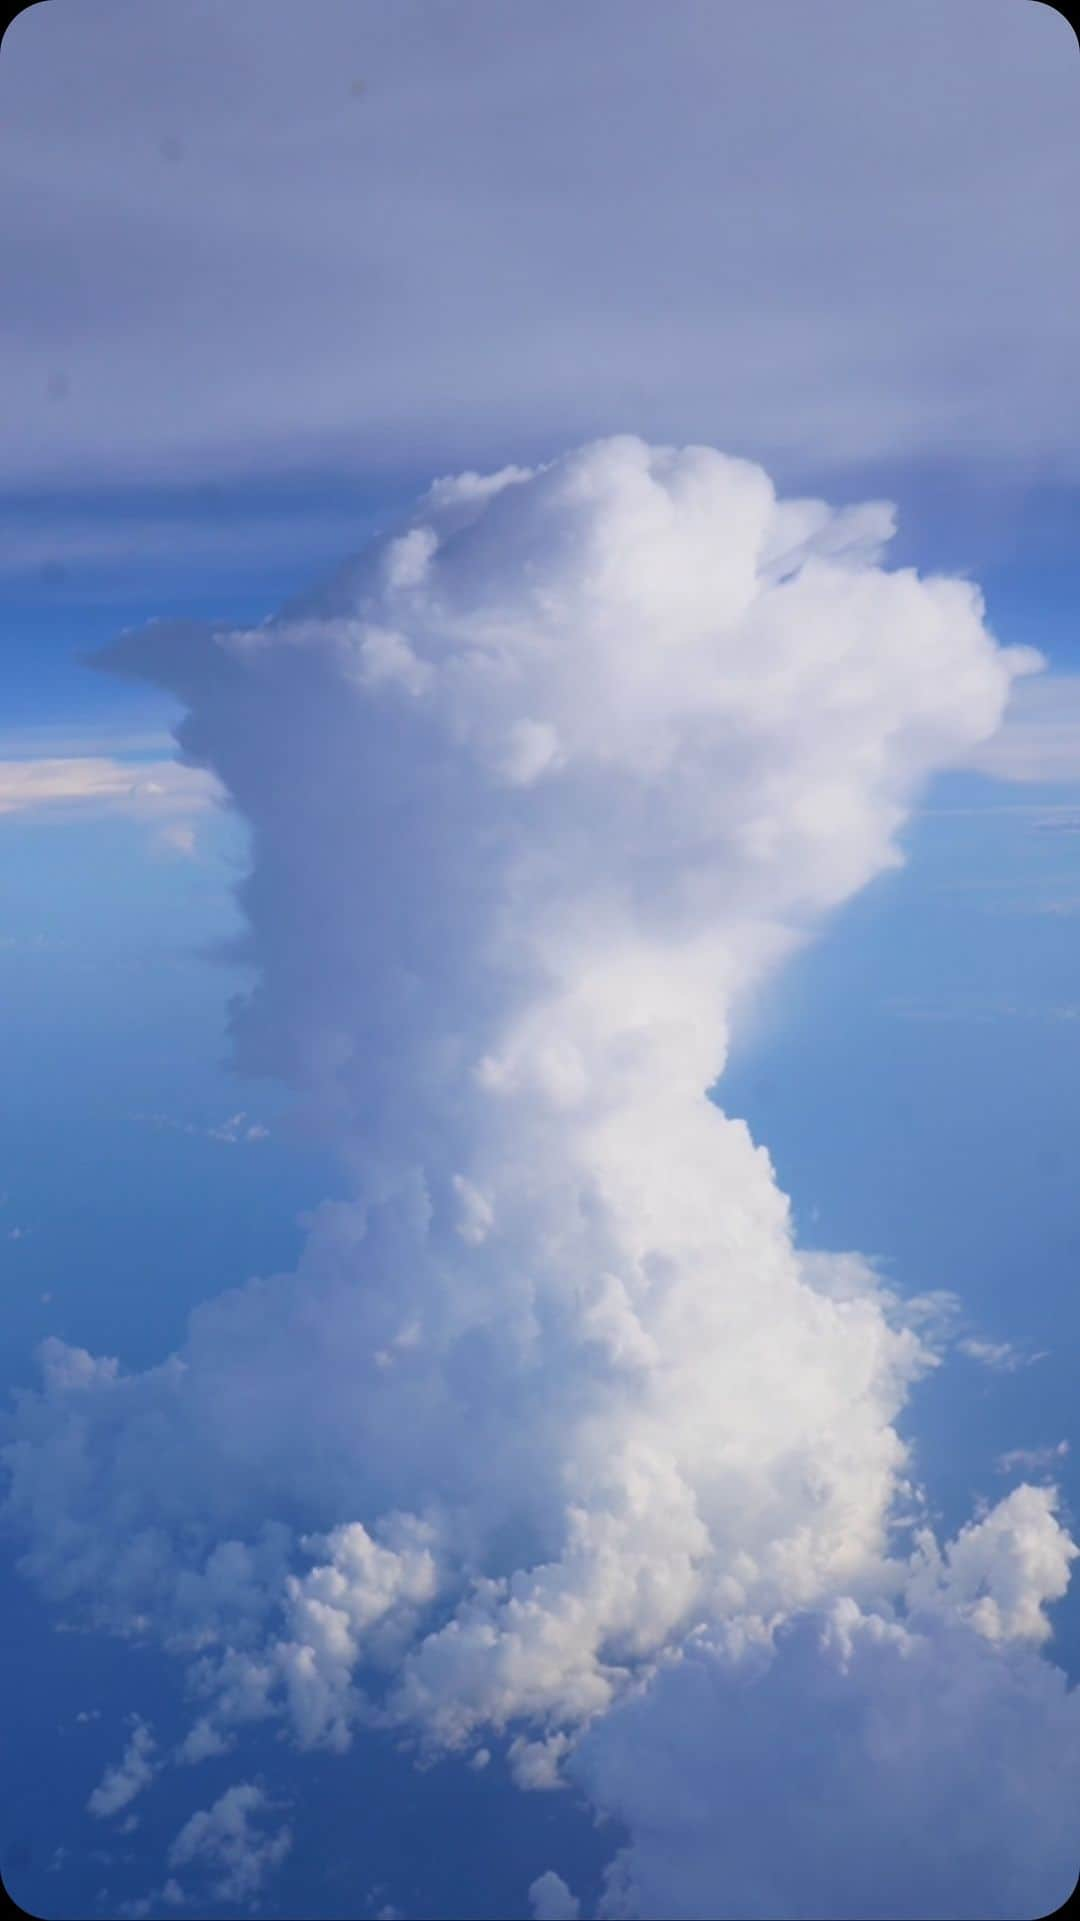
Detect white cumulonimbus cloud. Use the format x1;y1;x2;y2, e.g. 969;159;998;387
3;437;1077;1916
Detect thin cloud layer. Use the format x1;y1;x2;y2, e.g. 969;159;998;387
1;0;1077;488
4;438;1076;1916
0;755;218;821
0;749;222;862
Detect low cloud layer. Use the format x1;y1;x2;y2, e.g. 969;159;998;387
4;438;1076;1916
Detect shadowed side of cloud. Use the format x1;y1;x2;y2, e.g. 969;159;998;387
572;1600;1080;1920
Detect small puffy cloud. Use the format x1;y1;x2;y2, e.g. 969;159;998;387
176;1719;232;1766
509;1733;573;1793
529;1869;581;1920
207;1113;270;1145
957;1336;1044;1373
997;1441;1069;1477
117;1876;186;1919
167;1782;292;1904
363;1886;402;1921
86;1718;158;1819
906;1485;1077;1646
270;1516;439;1752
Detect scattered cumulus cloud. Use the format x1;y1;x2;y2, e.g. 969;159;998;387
363;1885;402;1920
529;1869;581;1920
3;438;1077;1917
115;1876;186;1919
86;1718;158;1820
905;1484;1076;1648
957;1336;1047;1374
167;1782;292;1904
209;1114;270;1145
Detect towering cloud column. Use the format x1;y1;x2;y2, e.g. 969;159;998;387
6;438;1075;1916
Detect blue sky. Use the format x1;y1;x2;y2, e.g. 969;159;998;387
2;5;1080;1920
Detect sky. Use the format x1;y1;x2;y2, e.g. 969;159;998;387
1;4;1080;1919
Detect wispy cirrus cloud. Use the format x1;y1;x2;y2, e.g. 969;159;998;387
141;1111;270;1146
